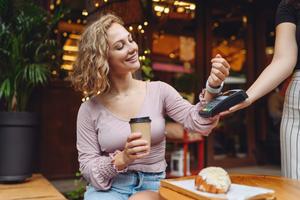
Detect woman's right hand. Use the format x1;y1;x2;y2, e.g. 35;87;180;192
114;132;150;170
123;132;150;163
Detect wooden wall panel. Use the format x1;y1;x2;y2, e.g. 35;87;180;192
32;80;82;179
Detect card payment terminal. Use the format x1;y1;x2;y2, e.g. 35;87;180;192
199;89;248;118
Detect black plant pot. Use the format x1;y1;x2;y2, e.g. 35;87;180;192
0;112;38;182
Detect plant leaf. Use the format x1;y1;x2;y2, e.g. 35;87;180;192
0;78;11;99
22;64;49;86
0;0;64;111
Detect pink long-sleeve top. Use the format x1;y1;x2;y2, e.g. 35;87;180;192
76;81;219;190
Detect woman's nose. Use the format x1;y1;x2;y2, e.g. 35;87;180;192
128;42;137;54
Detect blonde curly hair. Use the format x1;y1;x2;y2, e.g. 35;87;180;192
70;14;124;96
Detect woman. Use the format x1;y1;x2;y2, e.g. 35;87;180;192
71;14;230;200
225;0;300;180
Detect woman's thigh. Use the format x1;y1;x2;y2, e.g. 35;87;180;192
84;171;165;199
84;185;128;200
129;191;160;200
139;172;166;191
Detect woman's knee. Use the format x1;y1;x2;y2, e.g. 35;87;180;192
129;191;160;200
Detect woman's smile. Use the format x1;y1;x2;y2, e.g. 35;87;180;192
125;53;138;63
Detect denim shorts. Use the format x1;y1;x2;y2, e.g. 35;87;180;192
84;171;166;200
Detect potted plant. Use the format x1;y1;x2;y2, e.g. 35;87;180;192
0;0;63;182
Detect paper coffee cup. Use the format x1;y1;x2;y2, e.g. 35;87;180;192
129;117;151;146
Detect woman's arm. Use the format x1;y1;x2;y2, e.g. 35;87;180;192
247;23;297;103
224;22;297;114
161;55;229;134
161;82;219;135
77;103;119;191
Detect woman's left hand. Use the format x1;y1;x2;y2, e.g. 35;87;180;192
220;94;253;116
208;54;230;87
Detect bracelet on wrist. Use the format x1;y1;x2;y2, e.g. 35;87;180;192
205;80;224;94
110;150;128;173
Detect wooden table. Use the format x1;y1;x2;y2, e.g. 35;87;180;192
159;174;300;200
0;174;67;200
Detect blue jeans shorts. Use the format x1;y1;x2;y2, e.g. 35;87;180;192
84;171;166;200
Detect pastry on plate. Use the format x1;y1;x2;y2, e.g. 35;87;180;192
195;167;231;194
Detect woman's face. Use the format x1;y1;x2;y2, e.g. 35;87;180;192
107;23;140;75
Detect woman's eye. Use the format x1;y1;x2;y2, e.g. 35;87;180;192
115;43;123;50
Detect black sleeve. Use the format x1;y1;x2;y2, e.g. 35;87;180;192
275;0;297;26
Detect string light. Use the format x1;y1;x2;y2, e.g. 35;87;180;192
189;4;196;10
169;53;176;59
164;7;170;14
177;7;185;13
82;9;88;16
153;1;195;17
154;5;164;12
81;96;90;102
265;47;274;55
242;16;248;24
213;22;219;28
144;21;148;26
50;4;55;10
144;49;151;54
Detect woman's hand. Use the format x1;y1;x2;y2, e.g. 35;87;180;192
220;95;253;116
208;54;230;87
204;54;230;101
113;132;150;170
123;132;150;162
